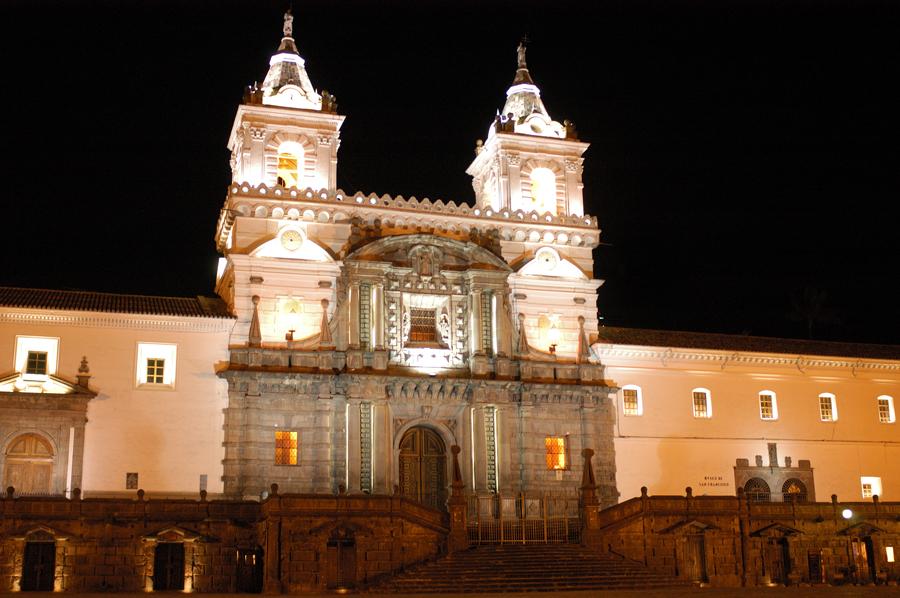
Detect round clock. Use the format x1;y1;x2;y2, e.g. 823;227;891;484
535;247;559;271
280;229;303;251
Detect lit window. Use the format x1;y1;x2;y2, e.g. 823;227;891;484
275;141;303;188
408;308;437;344
275;431;298;465
545;436;567;470
15;336;59;377
529;167;557;215
887;546;896;563
136;343;177;388
861;476;882;499
877;395;895;424
819;393;837;422
759;391;778;420
622;385;643;416
25;351;48;376
692;388;712;418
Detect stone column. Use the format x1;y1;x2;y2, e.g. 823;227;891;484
372;283;385;350
470;405;488;493
447;445;469;553
372;400;392;494
580;448;601;548
506;154;522;210
345;399;361;493
263;491;283;594
348;282;360;348
495;292;511;357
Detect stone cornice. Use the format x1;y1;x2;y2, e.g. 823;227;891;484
218;184;599;251
594;344;900;375
0;309;235;334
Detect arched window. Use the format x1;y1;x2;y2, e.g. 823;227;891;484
692;388;712;418
3;434;54;495
744;478;771;502
537;314;562;353
622;385;643;416
782;478;807;502
818;393;838;422
276;141;304;188
877;395;896;424
759;391;778;420
529;167;557;215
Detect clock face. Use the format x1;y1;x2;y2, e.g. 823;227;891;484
280;229;303;251
535;248;559;271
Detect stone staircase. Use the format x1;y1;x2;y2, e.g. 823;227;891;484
369;544;688;593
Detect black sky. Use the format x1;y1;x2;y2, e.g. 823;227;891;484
1;0;897;344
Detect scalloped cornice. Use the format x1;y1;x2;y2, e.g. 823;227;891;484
0;309;234;334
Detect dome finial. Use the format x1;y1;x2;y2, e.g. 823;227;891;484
283;8;294;38
517;36;528;69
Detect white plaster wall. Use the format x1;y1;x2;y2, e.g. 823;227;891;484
0;310;232;495
605;350;900;502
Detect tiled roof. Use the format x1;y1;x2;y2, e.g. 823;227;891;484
0;287;233;319
596;326;900;361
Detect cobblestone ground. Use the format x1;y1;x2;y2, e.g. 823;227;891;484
4;588;900;598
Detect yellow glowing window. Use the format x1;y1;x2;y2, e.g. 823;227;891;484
277;153;300;188
887;546;895;563
145;358;165;384
545;436;567;470
623;387;641;416
759;392;776;420
529;167;557;215
275;431;298;465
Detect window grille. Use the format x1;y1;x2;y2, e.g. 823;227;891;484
692;391;711;418
819;395;836;421
878;396;895;423
862;483;873;499
623;388;640;416
275;431;298;465
360;402;373;493
146;358;165;384
484;406;498;493
545;436;567;470
409;307;436;343
25;351;48;375
759;393;776;420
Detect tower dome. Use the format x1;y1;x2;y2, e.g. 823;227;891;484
259;10;322;110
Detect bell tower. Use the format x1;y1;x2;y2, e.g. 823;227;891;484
466;42;589;217
227;10;344;192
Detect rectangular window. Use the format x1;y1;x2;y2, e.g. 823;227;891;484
878;397;895;424
136;342;177;388
145;358;165;384
759;393;776;420
409;307;436;343
819;395;836;422
861;476;882;499
692;391;711;418
25;351;48;375
126;472;138;490
274;431;298;465
545;436;567;470
887;546;896;563
623;388;641;416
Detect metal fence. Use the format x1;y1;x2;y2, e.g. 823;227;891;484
466;493;581;544
746;491;809;503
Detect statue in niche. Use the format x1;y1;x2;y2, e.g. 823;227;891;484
401;309;410;343
438;307;451;346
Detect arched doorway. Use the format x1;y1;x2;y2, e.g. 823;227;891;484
4;434;53;495
398;427;447;510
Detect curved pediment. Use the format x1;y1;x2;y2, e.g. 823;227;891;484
346;234;510;272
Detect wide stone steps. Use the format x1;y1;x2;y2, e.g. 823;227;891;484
370;544;688;593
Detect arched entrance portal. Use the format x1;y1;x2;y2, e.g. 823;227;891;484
4;434;53;495
398;427;447;510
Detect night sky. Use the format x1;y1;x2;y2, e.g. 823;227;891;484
1;1;897;344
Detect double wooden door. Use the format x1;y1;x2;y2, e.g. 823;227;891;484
153;543;184;591
21;542;55;591
398;427;447;510
4;434;53;495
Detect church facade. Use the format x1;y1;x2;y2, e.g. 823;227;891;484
1;12;899;517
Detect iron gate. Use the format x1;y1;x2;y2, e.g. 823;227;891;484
466;493;581;544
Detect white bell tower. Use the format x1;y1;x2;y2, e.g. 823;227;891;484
467;42;589;217
227;10;345;192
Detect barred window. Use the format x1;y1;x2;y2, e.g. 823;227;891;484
819;393;837;422
622;386;642;416
862;483;873;499
692;389;711;418
878;396;895;424
409;307;437;343
545;436;567;470
146;358;165;384
275;431;298;465
25;351;48;375
861;476;882;499
759;392;777;420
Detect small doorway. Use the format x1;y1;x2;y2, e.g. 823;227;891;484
764;538;791;584
684;534;708;583
236;547;263;593
21;542;55;591
807;550;825;584
153;543;185;591
325;531;356;590
851;537;877;583
398;427;447;510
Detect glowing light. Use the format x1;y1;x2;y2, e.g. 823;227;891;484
842;508;853;519
887;546;895;563
506;83;541;97
529;168;557;215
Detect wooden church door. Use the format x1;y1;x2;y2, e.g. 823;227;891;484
398;427;447;510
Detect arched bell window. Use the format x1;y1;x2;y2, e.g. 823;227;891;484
529;167;557;215
276;141;304;188
744;477;771;503
782;478;807;502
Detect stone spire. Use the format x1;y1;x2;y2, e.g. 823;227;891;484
495;39;563;137
259;9;322;110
